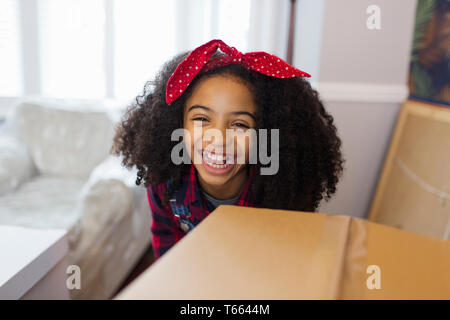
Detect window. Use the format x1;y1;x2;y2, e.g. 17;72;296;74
216;0;251;52
39;0;105;99
113;0;176;100
0;0;253;101
0;0;22;96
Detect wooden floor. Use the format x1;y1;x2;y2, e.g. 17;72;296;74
113;244;156;297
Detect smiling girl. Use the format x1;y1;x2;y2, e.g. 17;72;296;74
112;39;344;259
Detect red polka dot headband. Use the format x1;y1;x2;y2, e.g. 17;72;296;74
165;39;311;105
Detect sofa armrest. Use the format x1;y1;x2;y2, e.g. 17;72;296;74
0;134;36;196
84;155;138;188
69;155;139;246
67;155;152;299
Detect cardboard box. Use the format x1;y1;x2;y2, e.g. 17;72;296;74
115;206;450;299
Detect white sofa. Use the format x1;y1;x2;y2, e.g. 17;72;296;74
0;98;152;299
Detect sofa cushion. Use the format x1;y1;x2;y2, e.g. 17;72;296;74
10;100;115;178
0;133;36;196
0;174;86;230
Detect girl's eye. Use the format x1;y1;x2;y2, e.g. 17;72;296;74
233;122;250;129
192;117;208;122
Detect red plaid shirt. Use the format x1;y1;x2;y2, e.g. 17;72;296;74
147;164;256;260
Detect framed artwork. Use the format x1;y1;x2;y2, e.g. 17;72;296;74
408;0;450;106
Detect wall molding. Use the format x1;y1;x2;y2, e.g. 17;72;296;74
1;82;409;120
313;82;409;103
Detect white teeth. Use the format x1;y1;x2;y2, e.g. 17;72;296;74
210;163;227;168
202;149;234;167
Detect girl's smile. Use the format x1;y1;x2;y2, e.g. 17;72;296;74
198;148;236;174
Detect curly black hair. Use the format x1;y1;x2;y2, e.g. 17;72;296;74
111;50;345;212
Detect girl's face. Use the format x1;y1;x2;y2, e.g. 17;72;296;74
183;74;257;190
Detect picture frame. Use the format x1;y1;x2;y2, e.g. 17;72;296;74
368;99;450;240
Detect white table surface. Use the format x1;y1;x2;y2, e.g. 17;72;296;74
0;225;68;299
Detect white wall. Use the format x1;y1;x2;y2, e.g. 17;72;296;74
318;0;416;85
294;0;418;218
318;101;402;218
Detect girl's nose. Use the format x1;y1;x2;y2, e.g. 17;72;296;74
205;125;234;151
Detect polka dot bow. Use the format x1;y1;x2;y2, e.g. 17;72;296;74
165;39;311;105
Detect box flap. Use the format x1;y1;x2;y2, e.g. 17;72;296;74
340;218;450;299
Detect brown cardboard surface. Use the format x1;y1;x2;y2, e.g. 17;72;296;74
369;100;450;239
340;219;450;299
115;206;450;300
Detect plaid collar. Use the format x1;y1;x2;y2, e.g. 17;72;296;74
173;164;256;208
